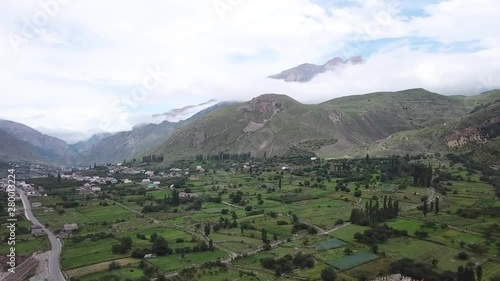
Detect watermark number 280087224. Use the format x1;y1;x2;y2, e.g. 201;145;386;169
6;169;17;273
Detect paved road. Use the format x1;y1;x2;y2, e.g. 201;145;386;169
19;189;66;281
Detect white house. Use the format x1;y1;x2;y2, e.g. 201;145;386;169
91;187;102;192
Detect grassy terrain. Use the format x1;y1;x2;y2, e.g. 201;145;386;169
13;153;499;281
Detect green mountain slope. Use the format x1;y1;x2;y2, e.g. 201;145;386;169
359;96;500;163
152;89;500;161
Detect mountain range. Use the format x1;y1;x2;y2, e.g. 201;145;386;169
0;102;231;166
1;89;499;166
152;89;500;162
268;56;364;82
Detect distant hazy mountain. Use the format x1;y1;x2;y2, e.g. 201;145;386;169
151;89;500;161
0;120;78;165
152;99;219;122
70;132;113;155
0;102;233;166
269;56;364;82
0;130;43;162
73;101;234;165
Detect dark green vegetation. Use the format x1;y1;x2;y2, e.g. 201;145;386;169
5;149;500;281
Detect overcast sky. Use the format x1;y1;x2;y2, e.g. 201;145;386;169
1;0;499;143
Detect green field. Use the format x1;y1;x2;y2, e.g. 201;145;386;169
12;153;499;281
330;252;380;270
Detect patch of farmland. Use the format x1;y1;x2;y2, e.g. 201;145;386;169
316;238;347;250
66;258;138;278
483;261;500;280
330;252;380;270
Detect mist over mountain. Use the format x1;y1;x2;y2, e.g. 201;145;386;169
152;99;219;123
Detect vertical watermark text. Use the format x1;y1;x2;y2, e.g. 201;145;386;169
6;169;17;273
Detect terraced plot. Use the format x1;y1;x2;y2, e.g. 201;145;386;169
330;252;380;270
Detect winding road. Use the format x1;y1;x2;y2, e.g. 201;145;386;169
19;189;66;281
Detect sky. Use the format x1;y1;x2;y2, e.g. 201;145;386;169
0;0;499;143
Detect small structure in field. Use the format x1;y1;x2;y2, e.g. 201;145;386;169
31;225;45;236
63;223;79;234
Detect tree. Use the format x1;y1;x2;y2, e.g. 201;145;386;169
371;244;379;254
431;258;439;268
57;173;61;183
423;200;428;217
204;224;211;236
354;190;362;198
415;230;429;239
156;274;167;281
278;178;282;190
435;197;440;215
172;190;180;206
109;261;121;270
209;239;214;252
151;236;170;256
321;267;336;281
261;228;269;243
464;265;476;281
476;265;483;281
343;247;353;255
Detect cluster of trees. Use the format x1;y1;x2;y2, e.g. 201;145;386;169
456;206;500;219
412;163;433;187
142;189;204;213
142;154;164;163
217;216;238;230
260;252;315;276
353;224;408;244
73;232;114;243
131;240;213;258
111;237;133;254
420;197;440;217
349;196;400;226
141;203;168;213
195;152;252;161
391;258;486;281
391;258;455;281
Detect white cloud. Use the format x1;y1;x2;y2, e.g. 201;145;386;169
0;0;499;141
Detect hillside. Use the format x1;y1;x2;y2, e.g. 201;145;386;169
0;130;43;162
0;120;77;165
74;102;234;165
356;94;500;163
152;89;500;161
